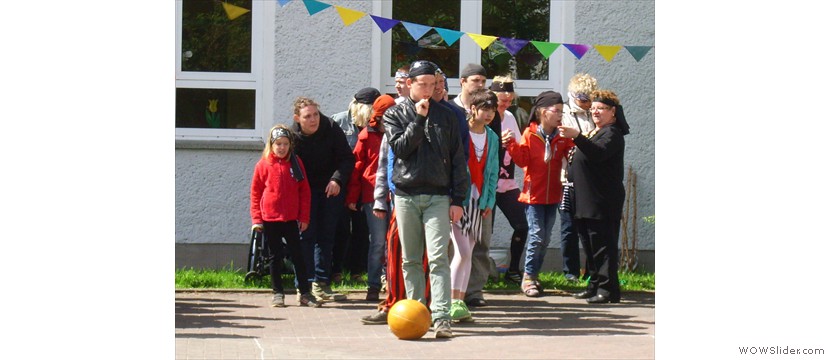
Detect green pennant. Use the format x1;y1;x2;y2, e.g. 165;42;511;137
530;41;560;59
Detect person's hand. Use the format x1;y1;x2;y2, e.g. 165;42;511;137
557;126;579;139
347;203;357;211
251;224;263;232
325;180;341;197
482;208;492;218
373;209;387;219
450;205;463;224
298;222;308;232
416;98;430;117
501;129;514;144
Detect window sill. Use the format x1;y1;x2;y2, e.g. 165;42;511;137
175;138;263;151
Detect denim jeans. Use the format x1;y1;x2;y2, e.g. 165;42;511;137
524;203;559;276
299;189;345;284
363;203;389;290
559;209;581;277
394;194;452;322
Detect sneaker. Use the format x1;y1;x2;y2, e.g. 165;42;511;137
450;299;472;322
433;319;453;338
271;293;285;307
299;292;321;308
312;281;347;302
505;271;522;283
360;310;388;325
366;288;380;302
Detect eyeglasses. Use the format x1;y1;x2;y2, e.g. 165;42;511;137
589;106;612;112
544;107;562;114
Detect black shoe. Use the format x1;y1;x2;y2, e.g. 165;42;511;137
573;291;595;299
465;298;487;307
586;294;620;304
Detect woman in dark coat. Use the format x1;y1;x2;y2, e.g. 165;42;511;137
557;89;629;304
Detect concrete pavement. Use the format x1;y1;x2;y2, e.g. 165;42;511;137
175;290;654;359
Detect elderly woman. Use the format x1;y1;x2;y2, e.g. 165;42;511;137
557;89;630;304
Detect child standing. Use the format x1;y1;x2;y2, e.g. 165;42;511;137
449;89;500;321
250;124;320;308
501;91;574;298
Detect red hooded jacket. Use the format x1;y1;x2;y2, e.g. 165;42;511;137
505;122;574;205
250;152;311;224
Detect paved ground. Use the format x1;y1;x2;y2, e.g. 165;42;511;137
175;290;654;359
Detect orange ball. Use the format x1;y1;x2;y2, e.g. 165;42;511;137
387;299;431;340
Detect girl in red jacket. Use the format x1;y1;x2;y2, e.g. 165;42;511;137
501;91;574;297
346;94;396;301
251;125;320;308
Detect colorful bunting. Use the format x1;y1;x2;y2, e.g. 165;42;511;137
434;27;464;46
401;22;432;41
334;6;365;26
467;33;498;50
530;41;560;59
499;37;530;56
221;2;250;20
594;45;623;62
563;44;591;59
625;46;653;62
277;0;652;63
302;0;330;16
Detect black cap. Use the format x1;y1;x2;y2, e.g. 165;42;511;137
408;60;438;78
354;87;381;105
528;91;564;124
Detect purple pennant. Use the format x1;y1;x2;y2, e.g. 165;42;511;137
499;37;529;56
563;44;591;59
369;15;400;33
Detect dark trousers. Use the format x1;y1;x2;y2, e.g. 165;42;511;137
300;190;345;284
559;209;581;277
576;217;620;299
495;189;528;273
332;207;369;276
264;221;310;294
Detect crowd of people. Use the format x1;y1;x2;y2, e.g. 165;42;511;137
249;59;630;338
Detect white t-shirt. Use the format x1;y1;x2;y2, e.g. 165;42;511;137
497;110;521;192
469;130;487;161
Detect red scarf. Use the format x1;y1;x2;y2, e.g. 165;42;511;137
468;135;487;194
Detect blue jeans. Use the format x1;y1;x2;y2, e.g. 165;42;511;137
363;203;389;290
394;194;452;322
559;209;581;277
299;189;345;284
524;204;559;277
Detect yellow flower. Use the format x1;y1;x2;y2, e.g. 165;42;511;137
208;99;219;113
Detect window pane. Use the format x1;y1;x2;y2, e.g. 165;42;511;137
481;0;549;80
181;0;252;73
176;88;255;129
391;1;460;78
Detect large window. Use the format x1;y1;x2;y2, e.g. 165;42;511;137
375;0;569;98
176;0;273;141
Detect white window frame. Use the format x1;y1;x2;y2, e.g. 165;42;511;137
174;0;275;142
371;0;574;99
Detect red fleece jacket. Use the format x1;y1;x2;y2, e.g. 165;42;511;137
250;153;310;224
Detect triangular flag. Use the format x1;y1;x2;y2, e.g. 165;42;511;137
401;22;432;41
302;0;330;16
434;27;463;46
530;41;560;58
369;15;400;33
594;45;622;62
333;6;365;26
499;37;530;56
563;44;591;59
625;46;653;62
277;0;292;7
222;2;250;20
467;33;498;50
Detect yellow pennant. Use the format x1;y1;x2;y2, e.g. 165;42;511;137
222;2;250;20
594;45;623;62
467;33;498;50
334;5;365;26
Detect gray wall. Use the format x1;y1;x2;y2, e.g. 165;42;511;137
175;0;655;272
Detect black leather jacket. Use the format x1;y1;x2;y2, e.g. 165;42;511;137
383;97;469;206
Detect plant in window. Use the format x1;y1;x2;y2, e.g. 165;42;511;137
206;99;220;128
